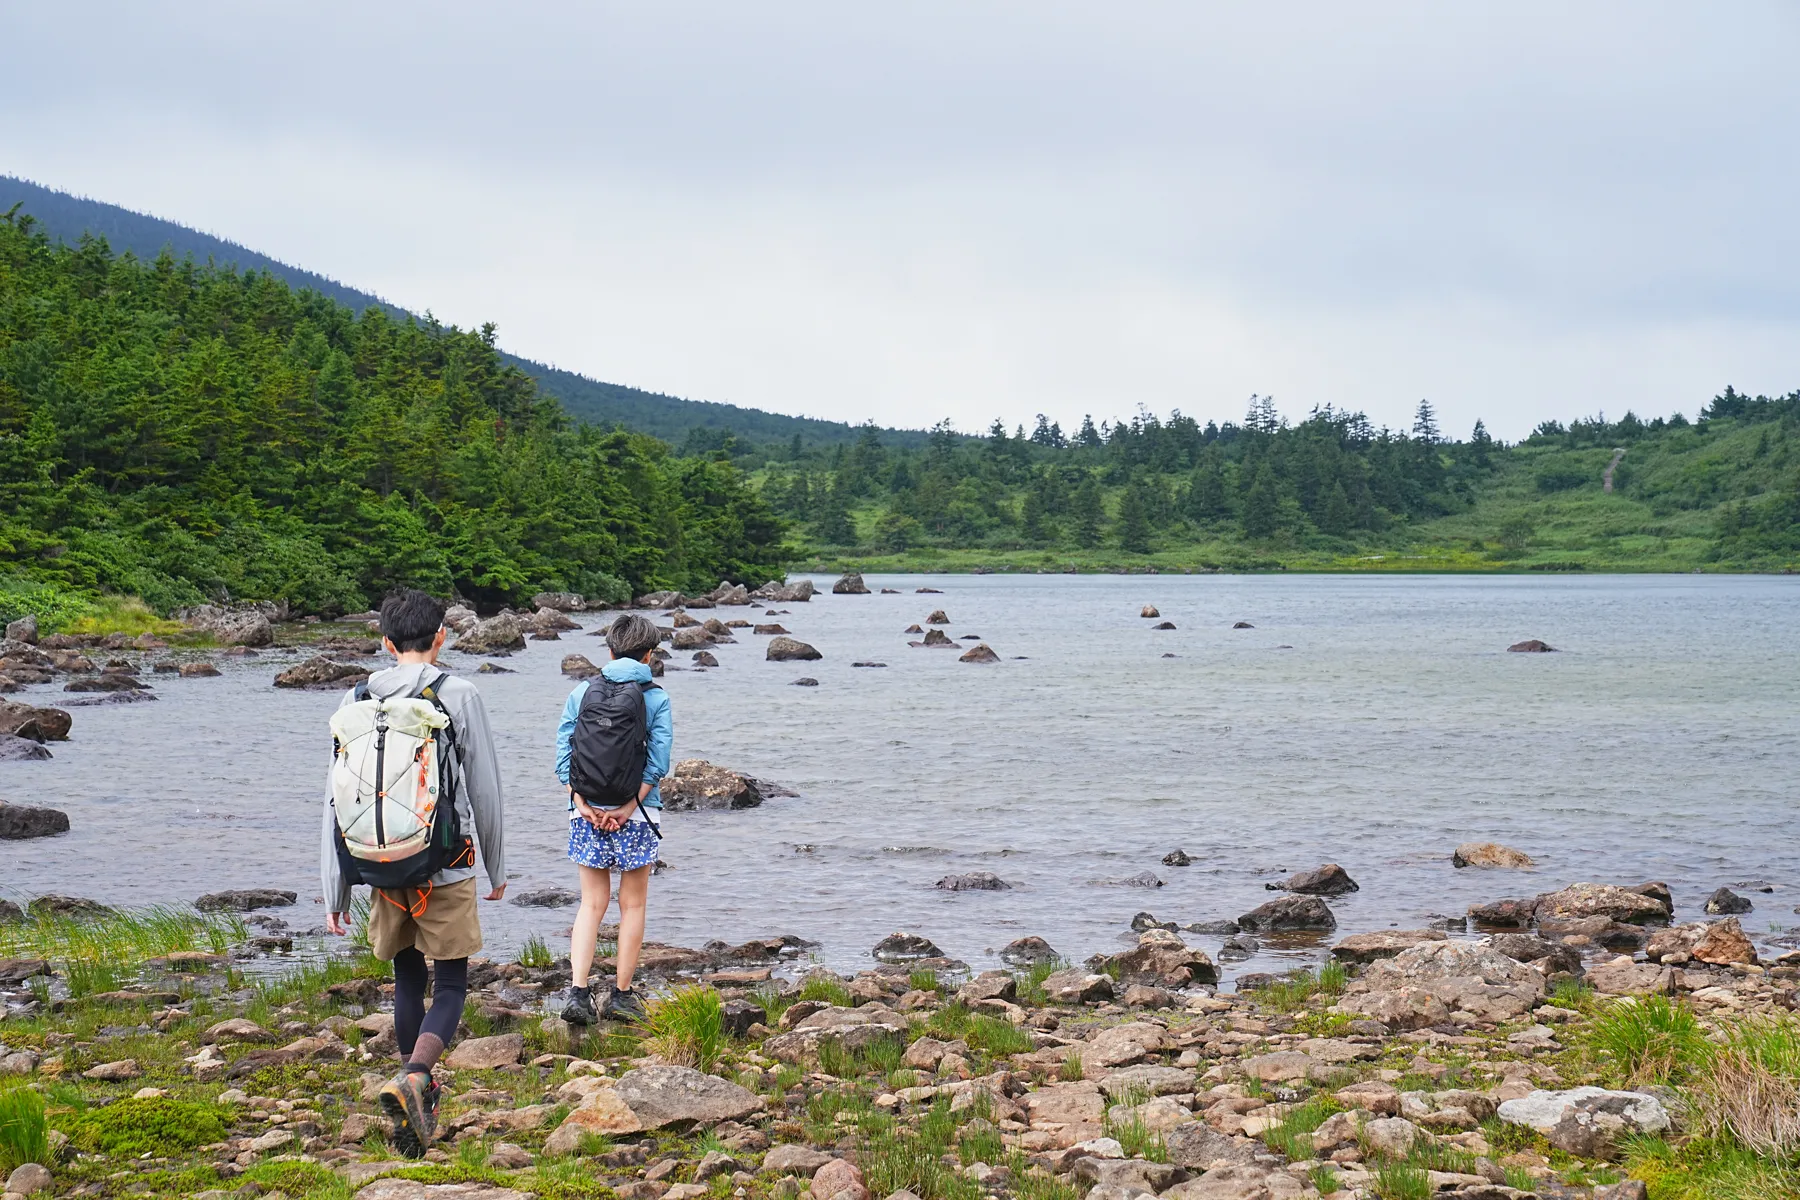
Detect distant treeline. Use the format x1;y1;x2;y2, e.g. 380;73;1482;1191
0;211;786;614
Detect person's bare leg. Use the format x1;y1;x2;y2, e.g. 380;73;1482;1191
570;865;613;989
614;866;652;992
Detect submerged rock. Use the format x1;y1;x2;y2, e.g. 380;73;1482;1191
1162;848;1192;866
934;872;1010;892
510;885;580;908
0;733;53;761
1508;639;1557;653
1151;621;1176;630
999;936;1060;967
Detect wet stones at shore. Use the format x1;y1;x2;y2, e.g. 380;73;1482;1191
1130;912;1177;932
195;889;297;912
1330;928;1447;963
871;932;942;963
831;572;870;595
958;643;1000;664
1162;848;1192;866
1468;898;1537;927
274;657;371;690
1098;929;1219;987
999;935;1060;966
531;591;590;612
28;894;111;919
1093;871;1163;888
0;733;53;761
2;701;80;742
64;672;148;692
1270;863;1358;896
766;636;821;662
1534;882;1672;924
751;578;814;603
1508;638;1557;652
1453;842;1535;869
476;663;514;674
933;872;1010;892
1705;886;1753;915
0;802;70;840
1237;895;1337;932
661;760;766;812
1643;917;1757;966
509;885;580;908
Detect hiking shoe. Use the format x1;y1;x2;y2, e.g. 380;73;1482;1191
378;1069;440;1159
603;985;647;1023
562;983;597;1026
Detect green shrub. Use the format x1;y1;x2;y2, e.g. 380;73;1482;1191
69;1097;228;1157
641;985;725;1069
0;1085;49;1173
1584;995;1709;1086
0;577;92;631
963;1016;1033;1057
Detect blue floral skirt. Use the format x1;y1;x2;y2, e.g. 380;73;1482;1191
567;817;661;871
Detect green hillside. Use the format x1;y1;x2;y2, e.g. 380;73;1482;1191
760;398;1800;573
0;207;786;621
0;176;922;450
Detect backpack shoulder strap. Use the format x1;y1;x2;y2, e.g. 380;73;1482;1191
416;671;460;751
640;681;662;693
351;680;371;702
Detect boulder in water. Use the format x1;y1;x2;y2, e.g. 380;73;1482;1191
635;591;686;610
29;894;111;919
532;591;588;612
561;653;602;679
0;802;70;840
1140;606;1159;619
751;579;814;603
661;760;765;811
832;573;870;595
925;610;949;625
528;607;580;633
196;889;297;912
178;663;221;678
0;701;70;741
1453;842;1535;869
180;606;275;647
766;636;821;662
958;643;999;663
1232;621;1254;629
918;628;954;648
792;677;819;687
1535;882;1670;924
872;932;942;963
1276;863;1359;896
443;604;480;634
65;673;147;692
692;651;719;667
1704;887;1753;915
475;662;514;674
1468;898;1536;927
1162;849;1192;866
0;734;52;761
273;657;370;690
672;627;714;650
753;624;789;635
454;614;527;655
1237;895;1336;932
934;872;1010;892
511;885;580;908
1508;639;1557;653
1152;621;1176;630
999;936;1060;966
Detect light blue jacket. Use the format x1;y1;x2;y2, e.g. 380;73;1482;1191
555;658;672;809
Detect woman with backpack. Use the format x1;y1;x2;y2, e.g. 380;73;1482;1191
554;613;670;1024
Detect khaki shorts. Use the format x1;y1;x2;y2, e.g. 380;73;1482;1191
368;878;483;961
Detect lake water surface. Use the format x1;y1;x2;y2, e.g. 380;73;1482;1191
6;573;1797;981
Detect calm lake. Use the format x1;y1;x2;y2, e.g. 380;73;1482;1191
6;573;1798;981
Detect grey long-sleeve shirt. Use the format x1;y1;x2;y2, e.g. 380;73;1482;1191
320;662;506;912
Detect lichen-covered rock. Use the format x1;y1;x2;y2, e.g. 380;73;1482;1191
661;760;765;811
1277;863;1358;896
0;701;71;741
766;636;822;662
1102;930;1218;987
1453;842;1535;868
273;657;370;690
831;573;870;595
958;643;1000;664
454;614;527;656
195;889;296;912
1236;895;1336;932
1330;929;1447;963
1496;1087;1670;1158
1535;883;1670;925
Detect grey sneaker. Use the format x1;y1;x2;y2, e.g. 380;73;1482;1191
377;1069;439;1158
562;983;597;1026
603;985;647;1023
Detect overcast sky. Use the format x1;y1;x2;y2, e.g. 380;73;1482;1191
3;3;1795;440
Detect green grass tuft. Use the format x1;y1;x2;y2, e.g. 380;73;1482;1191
641;985;726;1070
0;1085;49;1174
517;934;554;969
963;1015;1034;1057
1583;995;1710;1086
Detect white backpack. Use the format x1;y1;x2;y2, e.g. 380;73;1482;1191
328;674;464;888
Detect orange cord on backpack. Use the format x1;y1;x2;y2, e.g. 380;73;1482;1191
379;880;433;919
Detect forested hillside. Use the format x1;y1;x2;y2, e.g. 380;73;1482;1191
0;209;786;617
762;394;1800;572
0;177;917;450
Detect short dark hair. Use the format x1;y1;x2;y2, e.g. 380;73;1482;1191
606;614;661;660
380;589;447;654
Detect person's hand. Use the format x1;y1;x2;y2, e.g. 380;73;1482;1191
325;911;351;936
572;792;604;830
485;883;507;901
600;799;638;831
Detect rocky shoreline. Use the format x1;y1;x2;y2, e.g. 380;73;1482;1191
1;865;1796;1200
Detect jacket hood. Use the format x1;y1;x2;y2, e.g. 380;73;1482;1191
601;658;653;684
364;661;441;699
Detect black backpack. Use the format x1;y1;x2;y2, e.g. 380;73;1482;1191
570;676;661;811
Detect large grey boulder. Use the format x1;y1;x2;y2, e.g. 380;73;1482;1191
195;889;297;912
766;636;821;662
4;615;38;644
454;614;527;656
1331;929;1446;963
1534;882;1670;925
1496;1087;1670;1158
1358;940;1546;1022
1453;842;1534;868
1101;930;1218;987
273;657;370;690
872;932;942;963
1162;1123;1259;1170
180;606;275;646
763;1006;909;1063
0;734;53;761
831;573;870;595
1276;863;1359;896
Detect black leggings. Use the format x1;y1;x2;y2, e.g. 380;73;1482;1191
392;949;467;1062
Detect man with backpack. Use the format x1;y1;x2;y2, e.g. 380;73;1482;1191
555;612;671;1025
321;588;507;1159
